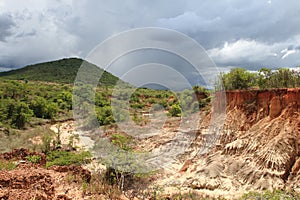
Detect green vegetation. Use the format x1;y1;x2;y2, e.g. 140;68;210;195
2;59;300;199
26;155;41;164
0;78;210;130
11;101;34;129
110;133;133;151
0;80;72;129
169;103;182;117
218;67;300;90
46;150;92;168
0;57;212;130
241;190;300;200
0;160;17;170
219;68;256;90
0;58;120;85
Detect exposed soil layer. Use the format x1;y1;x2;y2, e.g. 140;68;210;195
174;88;300;198
0;150;93;200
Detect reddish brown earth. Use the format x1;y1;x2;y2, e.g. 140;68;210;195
0;149;93;200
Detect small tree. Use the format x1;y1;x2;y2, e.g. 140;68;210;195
41;133;53;155
45;102;59;120
11;102;33;129
168;104;182;117
221;68;256;90
30;96;47;118
257;67;272;89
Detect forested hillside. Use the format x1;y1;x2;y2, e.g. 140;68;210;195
0;58;120;85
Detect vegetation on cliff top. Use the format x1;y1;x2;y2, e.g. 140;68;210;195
218;67;300;90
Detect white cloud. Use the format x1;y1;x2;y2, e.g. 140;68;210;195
281;49;296;59
158;12;222;34
0;0;79;66
0;0;4;9
0;0;47;12
208;37;300;68
208;39;277;64
0;0;300;71
281;48;299;59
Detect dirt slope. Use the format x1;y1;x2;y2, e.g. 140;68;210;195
0;149;93;200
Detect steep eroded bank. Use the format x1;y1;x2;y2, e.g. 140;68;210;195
169;88;300;198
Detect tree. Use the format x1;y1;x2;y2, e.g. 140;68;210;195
272;68;294;88
30;96;48;118
11;101;33;129
221;68;256;90
45;102;59;120
57;91;72;110
30;97;59;119
168;103;182;117
257;67;272;89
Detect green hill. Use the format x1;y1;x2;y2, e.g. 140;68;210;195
0;58;120;86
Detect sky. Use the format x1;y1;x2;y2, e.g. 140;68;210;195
1;0;300;78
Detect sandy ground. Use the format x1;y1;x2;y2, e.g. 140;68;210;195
50;121;94;150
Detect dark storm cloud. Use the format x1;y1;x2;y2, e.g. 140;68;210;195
1;0;300;72
0;13;15;41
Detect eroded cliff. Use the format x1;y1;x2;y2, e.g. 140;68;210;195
171;88;300;198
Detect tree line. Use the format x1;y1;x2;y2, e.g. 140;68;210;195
217;67;300;90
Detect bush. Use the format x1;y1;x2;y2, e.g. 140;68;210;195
46;150;92;168
217;67;300;90
30;97;58;119
168;104;182;117
110;134;133;151
96;106;115;126
26;155;42;164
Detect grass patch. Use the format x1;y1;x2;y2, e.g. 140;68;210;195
0;160;17;170
241;190;300;200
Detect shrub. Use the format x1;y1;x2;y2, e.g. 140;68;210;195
30;97;58;119
46;150;92;168
110;134;133;151
168;104;182;117
26;155;41;164
96;106;115;126
41;133;54;155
